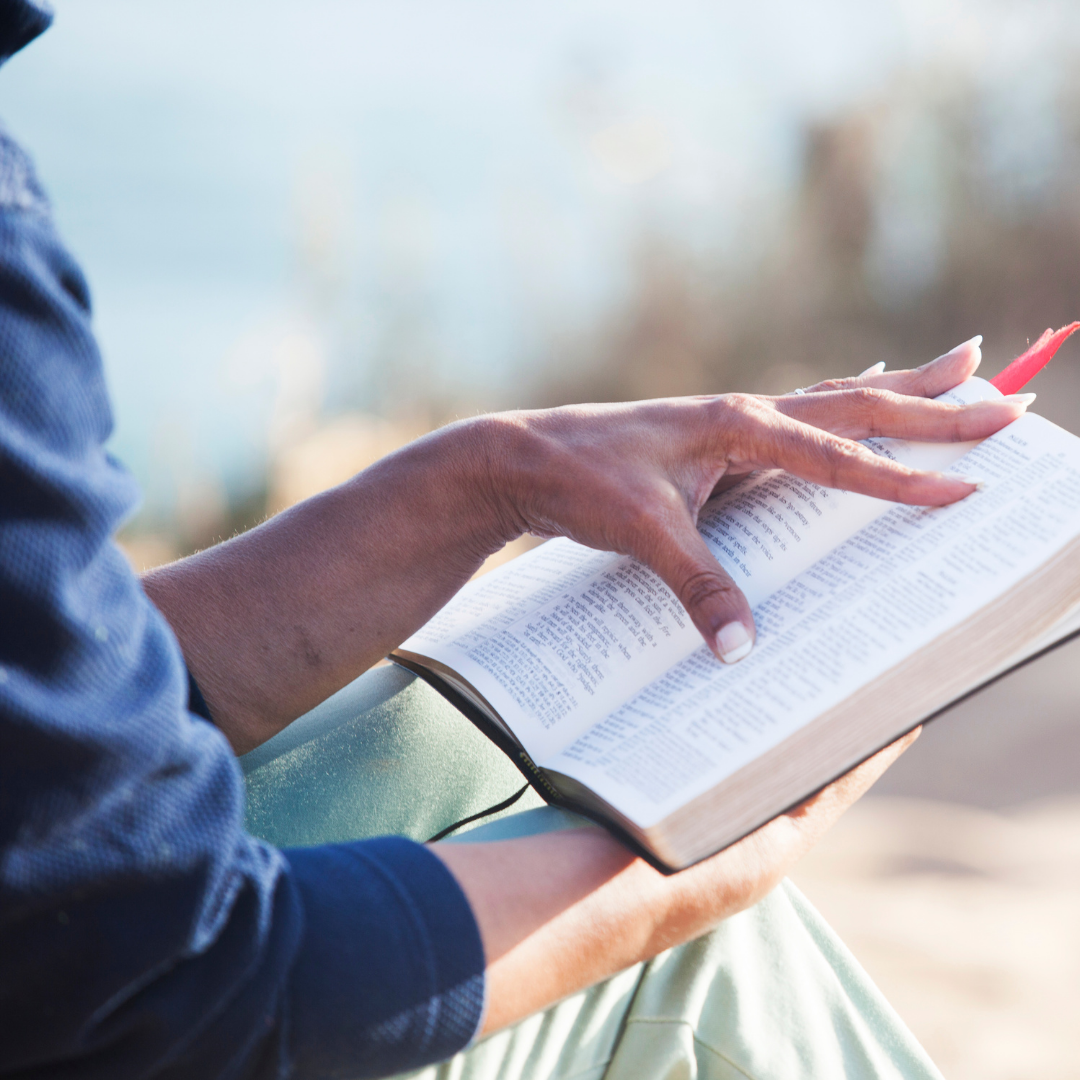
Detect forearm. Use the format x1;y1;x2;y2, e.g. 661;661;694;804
144;417;526;753
432;830;662;1034
433;827;790;1035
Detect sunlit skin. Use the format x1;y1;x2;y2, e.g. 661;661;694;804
144;336;1030;1034
436;727;918;1034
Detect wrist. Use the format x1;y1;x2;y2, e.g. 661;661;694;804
456;411;547;547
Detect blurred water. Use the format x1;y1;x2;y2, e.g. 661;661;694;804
1;0;1077;521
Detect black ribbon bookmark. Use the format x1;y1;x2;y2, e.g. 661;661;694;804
426;784;531;843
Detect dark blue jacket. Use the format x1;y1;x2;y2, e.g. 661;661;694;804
0;5;485;1076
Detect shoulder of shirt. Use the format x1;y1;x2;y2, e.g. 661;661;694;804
0;1;53;67
0;1;53;216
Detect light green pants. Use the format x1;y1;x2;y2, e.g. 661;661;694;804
240;666;944;1080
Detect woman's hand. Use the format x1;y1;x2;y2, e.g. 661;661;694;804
145;335;1028;752
475;336;1028;661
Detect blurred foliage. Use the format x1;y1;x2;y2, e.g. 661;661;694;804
539;71;1080;427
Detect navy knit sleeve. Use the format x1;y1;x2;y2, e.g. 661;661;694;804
285;840;486;1078
0;21;485;1079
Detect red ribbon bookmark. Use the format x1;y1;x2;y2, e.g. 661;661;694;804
990;322;1080;395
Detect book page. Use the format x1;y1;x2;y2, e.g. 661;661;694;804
400;378;1001;761
545;413;1080;827
404;537;613;646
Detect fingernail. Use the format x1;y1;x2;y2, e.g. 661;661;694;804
955;475;985;491
947;334;982;353
859;361;886;377
1003;392;1037;406
716;621;753;664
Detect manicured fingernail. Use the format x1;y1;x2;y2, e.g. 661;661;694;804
716;621;753;664
945;335;982;355
1003;392;1036;406
938;335;982;368
956;475;985;491
859;361;886;377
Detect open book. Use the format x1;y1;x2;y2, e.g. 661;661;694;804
394;377;1080;871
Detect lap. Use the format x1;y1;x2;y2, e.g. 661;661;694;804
240;663;547;846
240;667;943;1080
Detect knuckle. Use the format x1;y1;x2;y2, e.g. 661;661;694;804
847;386;893;436
679;569;739;612
903;360;935;390
820;436;867;486
716;392;768;420
811;377;850;393
718;392;777;434
885;468;917;501
618;483;685;539
945;402;967;439
850;386;891;404
725;393;777;416
617;499;662;540
847;386;895;414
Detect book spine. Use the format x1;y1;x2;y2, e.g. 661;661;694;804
513;749;563;802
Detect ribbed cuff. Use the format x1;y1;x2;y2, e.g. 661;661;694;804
283;837;485;1078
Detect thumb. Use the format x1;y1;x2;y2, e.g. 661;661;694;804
641;517;757;664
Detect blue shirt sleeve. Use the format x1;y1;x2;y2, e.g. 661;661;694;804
0;20;486;1079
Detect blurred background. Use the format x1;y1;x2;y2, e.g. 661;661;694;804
3;1;1079;1074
